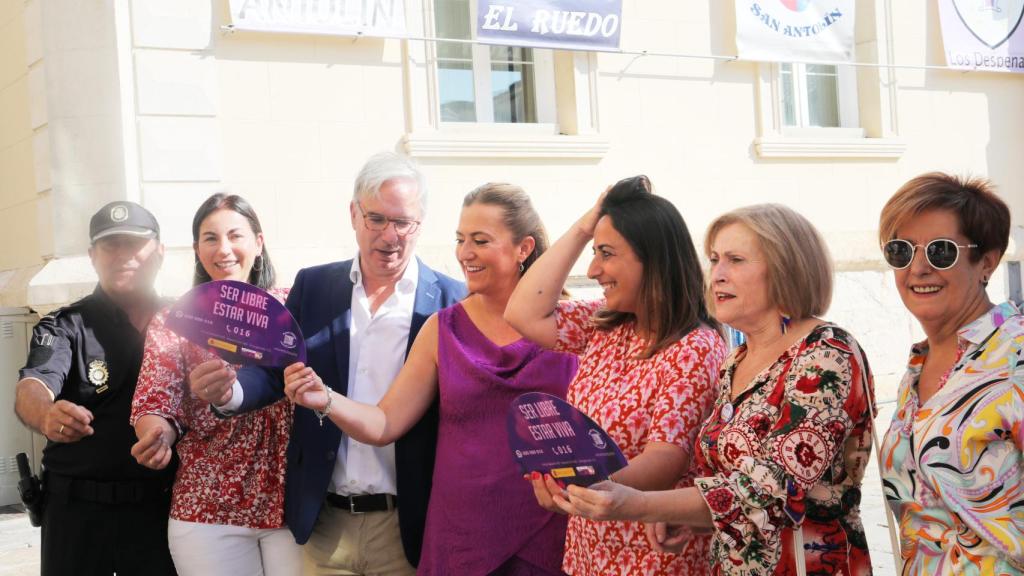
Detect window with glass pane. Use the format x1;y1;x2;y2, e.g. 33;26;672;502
779;63;840;128
805;65;838;127
434;0;539;123
490;46;536;123
435;0;476;122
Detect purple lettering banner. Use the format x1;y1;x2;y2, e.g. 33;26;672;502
165;280;306;368
476;0;622;52
508;392;627;487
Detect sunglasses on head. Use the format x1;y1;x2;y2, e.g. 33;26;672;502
882;238;978;270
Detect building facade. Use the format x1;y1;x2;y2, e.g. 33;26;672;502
0;0;1021;452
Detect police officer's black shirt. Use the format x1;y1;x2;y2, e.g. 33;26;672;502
19;286;176;482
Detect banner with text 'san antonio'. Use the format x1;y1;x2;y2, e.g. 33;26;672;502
228;0;406;38
735;0;856;62
939;0;1024;73
476;0;622;52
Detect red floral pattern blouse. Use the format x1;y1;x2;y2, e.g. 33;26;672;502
130;288;292;529
693;324;874;576
554;299;727;576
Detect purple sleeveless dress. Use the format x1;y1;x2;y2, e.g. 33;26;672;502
417;303;577;576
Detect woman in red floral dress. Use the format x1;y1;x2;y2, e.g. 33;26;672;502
548;204;875;576
507;176;727;575
129;194;300;575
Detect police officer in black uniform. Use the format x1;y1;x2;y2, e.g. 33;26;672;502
14;201;177;576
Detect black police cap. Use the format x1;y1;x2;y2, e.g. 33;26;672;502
89;201;160;243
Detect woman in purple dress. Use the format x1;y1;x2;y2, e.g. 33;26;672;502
286;183;578;575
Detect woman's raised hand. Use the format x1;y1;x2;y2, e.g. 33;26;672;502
574;186;611;237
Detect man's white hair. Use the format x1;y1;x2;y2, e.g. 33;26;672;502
352;151;428;215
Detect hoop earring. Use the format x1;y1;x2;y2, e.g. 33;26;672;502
780;313;791;335
518;262;525;273
253;255;264;271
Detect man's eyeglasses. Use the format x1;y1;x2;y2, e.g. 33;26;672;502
882;238;978;270
357;202;421;236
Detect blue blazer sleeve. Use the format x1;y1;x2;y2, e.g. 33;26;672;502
234;268;308;413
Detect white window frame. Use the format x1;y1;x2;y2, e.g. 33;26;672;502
456;43;557;126
778;62;860;133
427;0;556;129
400;0;609;158
752;0;905;159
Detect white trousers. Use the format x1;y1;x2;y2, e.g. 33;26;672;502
168;518;303;576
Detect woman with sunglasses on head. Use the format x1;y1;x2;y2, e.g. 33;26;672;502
520;203;877;576
877;173;1023;575
129;193;301;575
286;183;577;575
505;176;727;576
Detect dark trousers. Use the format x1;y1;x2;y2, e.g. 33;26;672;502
41;475;176;576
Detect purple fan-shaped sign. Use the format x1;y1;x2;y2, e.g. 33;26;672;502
165;280;305;367
508;392;627;487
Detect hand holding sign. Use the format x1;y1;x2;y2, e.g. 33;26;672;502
165;280;305;368
283;363;329;412
508;392;626;488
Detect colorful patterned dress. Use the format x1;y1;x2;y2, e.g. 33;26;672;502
130;288;292;528
880;302;1024;576
693;323;874;576
554;299;727;576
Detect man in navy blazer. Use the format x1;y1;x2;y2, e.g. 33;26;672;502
192;152;465;574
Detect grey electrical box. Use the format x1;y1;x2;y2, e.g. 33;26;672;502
0;307;40;507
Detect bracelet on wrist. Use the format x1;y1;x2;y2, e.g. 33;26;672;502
314;385;332;426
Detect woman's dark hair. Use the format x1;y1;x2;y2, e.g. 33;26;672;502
191;193;275;290
592;175;719;358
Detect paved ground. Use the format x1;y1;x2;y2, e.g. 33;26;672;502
0;404;902;576
0;506;40;576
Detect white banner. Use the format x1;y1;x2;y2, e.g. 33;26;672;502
938;0;1024;73
735;0;856;62
228;0;407;38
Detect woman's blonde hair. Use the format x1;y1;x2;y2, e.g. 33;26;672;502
705;204;832;320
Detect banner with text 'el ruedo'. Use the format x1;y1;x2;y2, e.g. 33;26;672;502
475;0;623;51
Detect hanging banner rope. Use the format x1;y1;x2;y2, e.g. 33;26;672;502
735;0;856;62
938;0;1024;73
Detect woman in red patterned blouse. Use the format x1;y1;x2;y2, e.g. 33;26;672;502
546;204;875;576
506;176;727;576
129;193;300;575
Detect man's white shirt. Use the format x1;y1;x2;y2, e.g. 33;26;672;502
220;257;419;497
